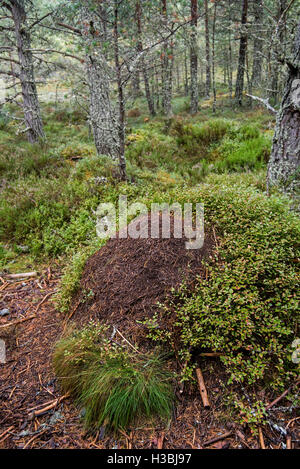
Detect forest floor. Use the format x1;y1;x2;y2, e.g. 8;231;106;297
0;95;299;449
0;268;298;450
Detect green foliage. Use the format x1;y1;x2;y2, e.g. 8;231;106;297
142;176;300;393
53;323;174;430
55;238;104;313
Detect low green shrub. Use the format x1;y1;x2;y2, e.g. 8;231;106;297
142;176;300;394
53;323;174;430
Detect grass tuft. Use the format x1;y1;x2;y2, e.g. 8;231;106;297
53;323;174;431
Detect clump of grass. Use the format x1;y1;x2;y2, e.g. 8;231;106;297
53;323;174;431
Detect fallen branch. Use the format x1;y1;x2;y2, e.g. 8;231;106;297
195;368;210;409
28;393;69;420
245;94;276;114
258;426;266;449
266;378;300;411
286;435;292;449
157;432;165;449
3;271;37;279
199;352;223;357
203;431;232;447
0;315;36;330
35;290;57;313
0;425;14;442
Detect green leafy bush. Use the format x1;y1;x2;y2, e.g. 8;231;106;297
143;176;300;391
53;323;174;430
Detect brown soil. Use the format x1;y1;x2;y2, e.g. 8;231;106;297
0;223;298;449
71;214;214;341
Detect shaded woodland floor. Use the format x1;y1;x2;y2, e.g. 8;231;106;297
0;270;298;449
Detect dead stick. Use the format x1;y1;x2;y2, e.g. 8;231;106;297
23;430;46;449
157;432;165;449
0;426;14;442
35;290;57;313
199;352;223;357
4;271;37;279
258;427;266;449
266;379;300;411
286;435;292;449
203;431;232;447
196;368;210;409
0;315;36;330
28;393;69;420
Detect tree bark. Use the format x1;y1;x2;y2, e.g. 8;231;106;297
267;21;300;195
235;0;248;106
136;0;155;116
81;8;119;162
190;0;198;114
161;0;173;117
269;0;287;105
251;0;263;88
10;0;44;143
204;0;211;98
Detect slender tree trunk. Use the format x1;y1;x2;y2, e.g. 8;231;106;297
113;1;127;180
228;0;233;100
204;0;211;98
10;0;44;143
267;21;300;195
190;0;198;114
235;0;248;106
161;0;173;117
184;50;189;96
269;0;287;105
251;0;263;88
212;2;217;113
136;0;155;116
82;8;119;162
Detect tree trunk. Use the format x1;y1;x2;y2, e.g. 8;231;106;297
212;1;217;113
136;0;155;116
251;0;263;88
235;0;248;106
204;0;211;98
161;0;173;117
267;21;300;195
81;8;119;161
269;0;287;105
190;0;198;114
10;0;44;143
113;1;127;180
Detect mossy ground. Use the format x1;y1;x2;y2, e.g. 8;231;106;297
1;93;299;429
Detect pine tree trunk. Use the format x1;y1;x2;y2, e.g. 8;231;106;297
235;0;248;106
81;7;120;167
190;0;198;114
136;0;155;116
269;0;287;105
161;0;173;117
267;21;300;195
204;0;211;98
251;0;263;88
10;0;44;143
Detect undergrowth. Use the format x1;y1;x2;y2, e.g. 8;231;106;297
141;176;300;401
53;322;174;431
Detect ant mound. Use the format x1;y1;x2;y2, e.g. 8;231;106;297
71;213;215;340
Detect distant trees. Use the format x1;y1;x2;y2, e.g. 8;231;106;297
0;0;44;142
0;0;299;190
